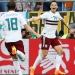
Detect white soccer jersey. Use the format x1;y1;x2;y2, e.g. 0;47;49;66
40;11;62;38
0;11;27;42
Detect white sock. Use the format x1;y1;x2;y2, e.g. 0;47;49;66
13;59;22;75
55;54;62;71
32;53;44;69
17;50;26;61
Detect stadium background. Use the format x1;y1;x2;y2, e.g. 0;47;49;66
0;0;75;75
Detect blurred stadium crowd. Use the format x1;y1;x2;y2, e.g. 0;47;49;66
0;1;75;12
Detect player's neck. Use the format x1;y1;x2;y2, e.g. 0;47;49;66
8;10;14;12
50;10;56;13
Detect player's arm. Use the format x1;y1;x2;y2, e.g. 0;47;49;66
24;24;41;38
61;19;70;29
58;13;70;29
27;12;47;22
20;14;41;38
27;16;41;22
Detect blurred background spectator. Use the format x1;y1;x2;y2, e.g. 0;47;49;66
0;2;8;12
21;29;33;39
30;2;43;11
68;23;75;39
15;2;43;12
22;2;31;11
30;2;36;11
72;2;75;11
43;2;50;11
63;2;73;11
67;28;75;39
70;23;75;28
58;30;64;39
15;2;23;12
21;29;26;39
61;23;75;39
33;2;43;11
15;0;31;12
58;2;62;11
1;1;75;12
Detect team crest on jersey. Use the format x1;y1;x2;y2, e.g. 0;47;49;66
53;16;58;21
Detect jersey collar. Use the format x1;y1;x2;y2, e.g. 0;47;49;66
8;11;15;12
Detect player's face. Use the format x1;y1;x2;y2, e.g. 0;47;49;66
50;2;58;13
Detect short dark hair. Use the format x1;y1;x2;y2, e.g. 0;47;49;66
59;30;64;36
7;2;16;10
50;0;58;6
21;29;26;33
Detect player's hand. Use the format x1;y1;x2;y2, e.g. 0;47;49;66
69;28;75;34
36;33;42;38
67;24;71;30
27;19;29;22
25;18;29;22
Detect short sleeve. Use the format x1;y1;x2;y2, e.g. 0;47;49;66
40;12;47;19
58;12;63;20
19;14;27;25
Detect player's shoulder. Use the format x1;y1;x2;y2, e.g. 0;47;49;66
42;11;50;15
14;12;23;17
46;11;59;15
0;12;6;17
0;12;7;20
9;12;20;16
44;11;50;14
6;12;21;16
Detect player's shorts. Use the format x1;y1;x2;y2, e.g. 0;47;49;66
5;40;25;56
41;36;61;50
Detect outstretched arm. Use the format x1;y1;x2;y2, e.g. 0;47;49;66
61;19;70;29
27;12;47;22
19;14;41;38
24;24;41;38
27;16;42;22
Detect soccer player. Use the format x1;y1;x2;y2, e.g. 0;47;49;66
27;1;70;75
0;2;41;75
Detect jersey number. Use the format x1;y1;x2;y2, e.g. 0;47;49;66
6;18;18;30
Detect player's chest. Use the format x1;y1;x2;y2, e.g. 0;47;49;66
46;15;59;21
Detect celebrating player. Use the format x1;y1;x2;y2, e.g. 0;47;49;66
0;2;41;75
27;1;70;75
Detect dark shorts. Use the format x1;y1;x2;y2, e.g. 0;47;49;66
41;36;61;50
5;40;25;56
